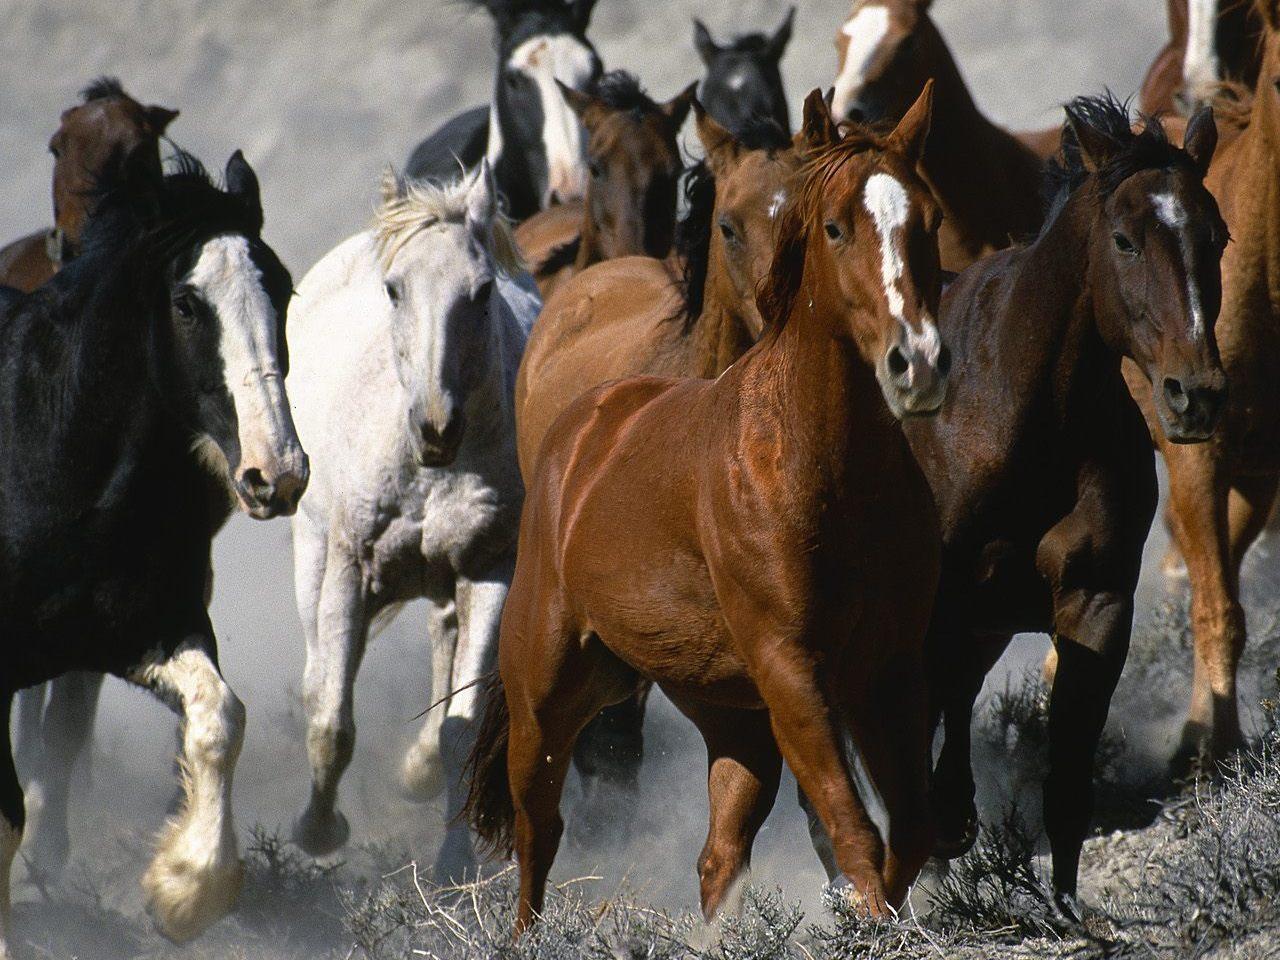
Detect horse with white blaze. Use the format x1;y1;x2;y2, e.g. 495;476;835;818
285;163;535;880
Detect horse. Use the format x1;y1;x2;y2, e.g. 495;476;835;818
825;97;1221;910
0;77;178;292
405;0;601;221
514;71;694;299
829;0;1049;271
0;149;308;956
693;7;794;136
1140;0;1263;115
1123;1;1280;773
284;163;534;881
465;84;947;933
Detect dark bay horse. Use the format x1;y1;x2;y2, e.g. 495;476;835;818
1141;0;1263;115
514;71;694;299
0;151;308;953
829;0;1049;271
0;77;178;292
694;7;794;135
405;0;602;221
1127;1;1280;770
467;86;948;931
859;97;1223;904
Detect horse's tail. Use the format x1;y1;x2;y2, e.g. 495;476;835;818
460;671;515;857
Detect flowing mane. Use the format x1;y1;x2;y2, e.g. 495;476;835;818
372;170;523;274
670;116;792;330
80;76;126;103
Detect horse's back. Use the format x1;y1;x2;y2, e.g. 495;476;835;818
515;255;683;477
0;230;55;293
405;106;490;183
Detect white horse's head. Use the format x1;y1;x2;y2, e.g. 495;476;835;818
373;163;522;467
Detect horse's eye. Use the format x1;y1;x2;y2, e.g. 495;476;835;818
1113;232;1138;256
49;145;60;159
588;160;603;179
825;220;843;241
505;70;522;89
385;281;400;305
718;217;738;244
173;293;197;322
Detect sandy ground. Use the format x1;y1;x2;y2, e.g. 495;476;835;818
8;1;1275;956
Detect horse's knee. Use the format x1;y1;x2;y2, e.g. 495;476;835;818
188;685;245;770
305;709;354;776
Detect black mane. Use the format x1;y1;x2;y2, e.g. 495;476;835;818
1045;93;1192;223
80;76;126;103
594;71;658;116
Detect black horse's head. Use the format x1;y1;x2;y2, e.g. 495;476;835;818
476;0;603;219
693;7;794;137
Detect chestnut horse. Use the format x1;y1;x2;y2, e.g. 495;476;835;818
0;78;178;292
466;86;948;931
1126;1;1280;770
1140;0;1262;115
857;97;1222;904
515;72;695;299
828;0;1050;272
512;103;801;837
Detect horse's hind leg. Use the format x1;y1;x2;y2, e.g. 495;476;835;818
399;598;457;803
294;538;367;856
12;685;44;774
132;639;245;943
669;697;781;919
569;685;649;849
22;671;104;878
431;561;511;883
1;691;23;960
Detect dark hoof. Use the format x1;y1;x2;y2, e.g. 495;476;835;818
932;816;978;860
291;808;350;857
1168;722;1242;782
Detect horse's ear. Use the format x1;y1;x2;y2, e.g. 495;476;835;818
225;150;264;231
766;7;796;62
887;79;934;166
662;83;698;131
557;80;600;125
800;88;839;152
693;19;719;64
694;99;742;177
146;105;179;134
466;159;498;230
912;0;935;10
571;0;597;32
379;166;404;205
1182;105;1218;178
1064;106;1120;173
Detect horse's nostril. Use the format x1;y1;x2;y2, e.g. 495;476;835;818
1163;377;1190;414
938;345;953;377
240;467;272;497
887;346;909;378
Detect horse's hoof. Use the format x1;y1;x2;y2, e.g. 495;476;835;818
291;808;350;857
24;822;70;881
829;873;889;918
1169;722;1243;781
142;842;244;943
398;747;446;802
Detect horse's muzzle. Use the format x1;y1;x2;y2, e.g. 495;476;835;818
1161;372;1226;443
236;453;310;519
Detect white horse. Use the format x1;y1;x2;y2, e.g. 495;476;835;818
285;163;535;878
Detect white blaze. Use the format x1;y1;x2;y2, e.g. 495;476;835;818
1183;0;1220;98
1153;191;1206;340
832;4;891;121
863;172;942;362
768;189;788;220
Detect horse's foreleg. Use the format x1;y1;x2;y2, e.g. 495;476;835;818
294;545;366;857
399;598;457;803
12;686;43;776
431;562;511;883
0;691;22;960
131;640;245;943
22;671;104;879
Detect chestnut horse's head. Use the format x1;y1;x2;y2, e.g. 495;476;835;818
830;0;943;126
761;84;948;418
50;78;178;252
558;71;695;262
1058;95;1226;443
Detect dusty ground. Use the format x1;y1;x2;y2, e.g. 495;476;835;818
5;0;1279;957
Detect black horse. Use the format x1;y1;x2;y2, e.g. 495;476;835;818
0;149;308;953
693;7;794;136
406;0;602;221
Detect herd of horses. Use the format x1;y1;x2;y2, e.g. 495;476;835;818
0;0;1278;952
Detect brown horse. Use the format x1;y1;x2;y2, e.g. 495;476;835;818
829;0;1049;271
0;78;178;291
1141;0;1263;115
1126;1;1280;770
854;96;1222;904
466;85;947;932
514;72;695;299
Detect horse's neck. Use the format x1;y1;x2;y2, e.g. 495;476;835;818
574;201;603;272
689;243;756;377
1231;70;1280;299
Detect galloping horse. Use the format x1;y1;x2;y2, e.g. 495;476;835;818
1127;1;1280;770
405;0;601;221
285;164;535;880
0;150;308;955
860;97;1223;904
1141;0;1262;115
693;7;794;135
514;72;694;299
0;77;178;291
466;86;948;932
829;0;1048;271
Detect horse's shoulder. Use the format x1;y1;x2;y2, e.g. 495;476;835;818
405;106;490;182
